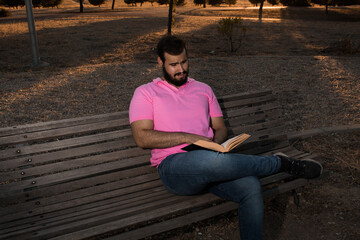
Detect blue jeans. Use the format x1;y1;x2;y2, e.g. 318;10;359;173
157;150;282;240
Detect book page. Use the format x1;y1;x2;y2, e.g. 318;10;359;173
193;140;226;152
221;134;251;151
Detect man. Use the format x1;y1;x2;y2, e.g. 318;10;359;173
129;35;322;240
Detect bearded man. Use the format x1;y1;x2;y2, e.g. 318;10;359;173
129;35;322;240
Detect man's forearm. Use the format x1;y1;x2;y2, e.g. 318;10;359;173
213;127;228;144
133;129;211;149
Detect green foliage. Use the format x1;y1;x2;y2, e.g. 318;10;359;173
279;0;311;6
0;0;25;8
89;0;106;6
217;17;247;52
208;0;222;6
0;8;11;17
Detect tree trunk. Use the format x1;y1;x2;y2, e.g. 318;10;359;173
326;2;329;15
112;0;115;10
203;0;206;8
259;0;264;22
168;0;174;35
80;0;84;13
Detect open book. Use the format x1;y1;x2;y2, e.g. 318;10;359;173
182;133;251;153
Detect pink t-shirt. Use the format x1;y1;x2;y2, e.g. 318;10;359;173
129;77;223;167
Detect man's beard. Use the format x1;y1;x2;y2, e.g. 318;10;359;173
162;67;189;87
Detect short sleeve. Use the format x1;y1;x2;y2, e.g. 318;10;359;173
208;90;223;118
129;86;154;123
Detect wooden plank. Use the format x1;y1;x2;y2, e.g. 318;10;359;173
221;94;276;109
1;171;160;220
230;119;285;135
0;118;130;147
1;192;186;240
0;186;168;231
0;137;145;170
226;108;282;127
0;135;136;161
0;149;149;183
218;90;272;103
0;186;169;236
0;111;128;137
1;165;156;206
110;201;238;240
0;154;150;196
42;194;222;240
224;102;281;119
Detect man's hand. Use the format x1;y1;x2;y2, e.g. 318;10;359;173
131;119;211;149
211;117;228;144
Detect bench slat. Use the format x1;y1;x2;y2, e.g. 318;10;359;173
0;112;128;138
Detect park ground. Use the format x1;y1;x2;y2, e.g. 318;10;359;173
0;0;359;239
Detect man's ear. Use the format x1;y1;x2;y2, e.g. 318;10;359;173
157;56;164;67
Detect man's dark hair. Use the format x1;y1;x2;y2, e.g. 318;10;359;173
157;35;187;63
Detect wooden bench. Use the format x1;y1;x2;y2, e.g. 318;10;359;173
0;90;319;240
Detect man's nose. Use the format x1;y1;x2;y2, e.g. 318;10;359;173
179;63;185;72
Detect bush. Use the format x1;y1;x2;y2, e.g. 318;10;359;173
32;0;42;8
41;0;63;8
176;0;186;6
217;17;247;52
0;0;25;8
208;0;222;6
89;0;106;6
279;0;311;6
267;0;280;5
224;0;237;6
156;0;185;5
193;0;205;5
0;8;11;17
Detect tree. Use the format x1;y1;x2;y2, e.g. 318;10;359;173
248;0;267;21
224;0;237;6
267;0;280;5
311;0;360;14
279;0;311;6
156;0;185;6
0;0;25;8
32;0;42;8
208;0;222;6
193;0;206;7
41;0;63;8
89;0;106;6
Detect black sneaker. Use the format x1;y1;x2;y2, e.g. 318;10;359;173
275;152;323;179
